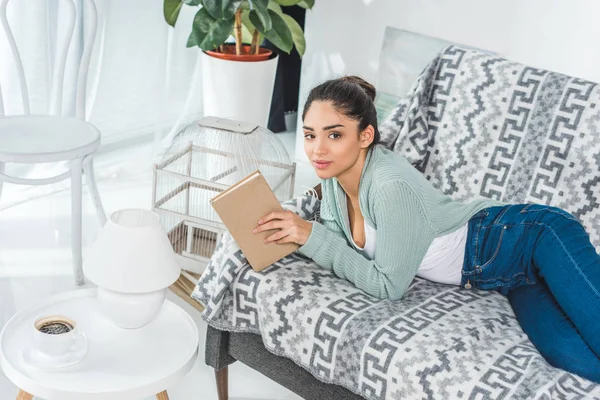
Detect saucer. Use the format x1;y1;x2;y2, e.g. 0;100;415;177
22;333;88;370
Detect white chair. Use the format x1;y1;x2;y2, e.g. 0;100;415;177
0;0;107;285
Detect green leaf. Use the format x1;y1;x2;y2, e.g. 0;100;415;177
267;1;282;14
297;0;314;9
183;0;202;5
281;13;305;56
241;24;264;45
250;9;292;53
186;32;196;48
248;0;269;9
203;0;242;20
241;24;253;44
164;0;183;27
273;0;302;5
241;9;257;34
241;9;264;44
248;0;271;31
187;7;234;50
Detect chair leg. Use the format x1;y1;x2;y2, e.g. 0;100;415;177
71;158;84;286
215;366;228;400
16;389;33;399
156;390;169;399
84;157;107;226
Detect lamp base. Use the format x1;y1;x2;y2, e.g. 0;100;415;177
97;287;167;329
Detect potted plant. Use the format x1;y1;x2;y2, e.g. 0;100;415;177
164;0;314;127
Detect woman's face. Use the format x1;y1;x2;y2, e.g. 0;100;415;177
303;101;369;179
303;101;366;180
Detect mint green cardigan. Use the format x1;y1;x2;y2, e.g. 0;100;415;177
297;144;503;300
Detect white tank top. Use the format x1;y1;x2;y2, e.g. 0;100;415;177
416;223;467;285
342;193;466;285
350;220;377;259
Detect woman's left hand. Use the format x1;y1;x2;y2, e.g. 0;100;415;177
253;210;312;246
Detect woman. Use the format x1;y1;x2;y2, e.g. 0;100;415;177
252;76;600;382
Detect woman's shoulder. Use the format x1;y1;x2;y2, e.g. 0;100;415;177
369;145;415;186
370;144;408;166
365;146;434;211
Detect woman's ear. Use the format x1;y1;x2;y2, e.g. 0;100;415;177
360;125;375;148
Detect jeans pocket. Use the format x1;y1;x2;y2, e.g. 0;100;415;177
478;225;507;270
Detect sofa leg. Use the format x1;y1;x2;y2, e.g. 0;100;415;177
215;366;228;400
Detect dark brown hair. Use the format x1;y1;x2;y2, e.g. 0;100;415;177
302;75;380;148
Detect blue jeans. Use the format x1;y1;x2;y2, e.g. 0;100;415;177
462;204;600;383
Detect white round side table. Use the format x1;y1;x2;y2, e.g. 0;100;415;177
0;288;199;400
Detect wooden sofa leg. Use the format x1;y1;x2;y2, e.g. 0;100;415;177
215;366;228;400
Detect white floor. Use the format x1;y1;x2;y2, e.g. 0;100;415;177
0;132;317;399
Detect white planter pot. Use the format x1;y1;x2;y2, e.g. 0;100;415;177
202;51;279;128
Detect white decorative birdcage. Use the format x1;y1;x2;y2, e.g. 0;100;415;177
152;117;296;274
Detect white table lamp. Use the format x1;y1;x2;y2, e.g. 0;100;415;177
83;209;181;329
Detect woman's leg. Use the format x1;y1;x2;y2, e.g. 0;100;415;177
527;207;600;359
508;280;600;383
463;204;600;377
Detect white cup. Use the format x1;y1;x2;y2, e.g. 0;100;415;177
32;315;85;358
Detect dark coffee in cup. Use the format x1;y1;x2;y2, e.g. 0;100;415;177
34;316;75;335
38;321;74;335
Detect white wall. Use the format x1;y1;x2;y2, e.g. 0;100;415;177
294;0;600;162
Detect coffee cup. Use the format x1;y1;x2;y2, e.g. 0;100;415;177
31;315;85;358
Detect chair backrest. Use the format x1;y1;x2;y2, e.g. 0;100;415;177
379;45;600;249
0;0;97;119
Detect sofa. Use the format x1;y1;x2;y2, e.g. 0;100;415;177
193;45;600;399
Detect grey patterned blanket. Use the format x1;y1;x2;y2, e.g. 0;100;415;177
193;46;600;399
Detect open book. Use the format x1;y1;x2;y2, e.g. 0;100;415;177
210;170;299;271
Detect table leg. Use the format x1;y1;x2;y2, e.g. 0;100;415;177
156;390;169;400
16;390;33;400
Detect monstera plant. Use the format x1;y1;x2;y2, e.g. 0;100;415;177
164;0;314;60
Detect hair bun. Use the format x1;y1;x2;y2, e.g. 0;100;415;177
340;75;376;102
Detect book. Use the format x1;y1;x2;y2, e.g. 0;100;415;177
210;170;299;271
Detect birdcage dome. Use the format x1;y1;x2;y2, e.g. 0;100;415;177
152;117;296;273
165;117;292;185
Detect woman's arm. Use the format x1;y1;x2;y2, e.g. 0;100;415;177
298;181;436;300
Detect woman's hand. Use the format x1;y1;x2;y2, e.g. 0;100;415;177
252;210;313;246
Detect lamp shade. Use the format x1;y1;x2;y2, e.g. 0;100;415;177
83;209;181;293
